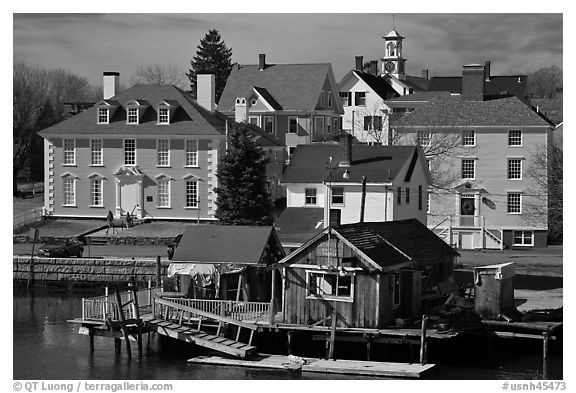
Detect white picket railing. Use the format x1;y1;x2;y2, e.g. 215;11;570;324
82;286;163;322
13;208;44;230
156;297;270;323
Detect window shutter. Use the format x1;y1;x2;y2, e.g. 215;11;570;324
364;116;371;131
375;116;382;131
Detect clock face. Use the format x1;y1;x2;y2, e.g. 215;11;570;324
385;61;396;73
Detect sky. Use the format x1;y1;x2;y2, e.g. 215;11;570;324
12;12;563;90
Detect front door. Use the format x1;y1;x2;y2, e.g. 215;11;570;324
120;181;140;216
460;194;475;226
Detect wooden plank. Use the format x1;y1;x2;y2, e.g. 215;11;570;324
187;354;313;371
302;359;435;378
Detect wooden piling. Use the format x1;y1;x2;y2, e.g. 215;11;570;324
115;288;132;359
89;329;95;352
287;330;294;355
130;277;143;357
419;315;428;365
328;311;337;359
543;327;550;379
156;256;162;288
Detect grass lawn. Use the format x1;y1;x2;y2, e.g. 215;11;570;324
13;194;44;216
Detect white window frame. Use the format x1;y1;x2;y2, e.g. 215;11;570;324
90;139;103;166
185;140;199;167
90;178;103;207
513;230;534;246
461;159;476;180
249;116;260;126
327;91;332;107
339;92;350;106
157;179;171;208
97;107;109;124
63;138;76;166
127;108;139;124
417;131;431;147
287;116;298;134
314;116;325;134
391;272;401;308
331;187;344;206
157;107;170;124
507;192;522;214
124;139;136;166
507;158;522;180
405;187;410;204
63;178;76;206
306;270;355;303
305;188;317;205
157;139;170;167
263;116;274;134
355;91;366;106
508;129;522;146
462;130;476;146
185;180;199;209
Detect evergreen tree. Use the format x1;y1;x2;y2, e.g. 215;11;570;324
187;29;233;103
214;124;273;226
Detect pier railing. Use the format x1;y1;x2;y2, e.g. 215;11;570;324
82;286;163;322
157;297;270;324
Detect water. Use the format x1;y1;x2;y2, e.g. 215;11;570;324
13;288;563;380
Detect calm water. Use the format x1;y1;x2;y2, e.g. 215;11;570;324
13;288;563;380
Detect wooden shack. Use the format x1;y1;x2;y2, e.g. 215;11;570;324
473;262;516;319
170;225;285;302
276;219;459;328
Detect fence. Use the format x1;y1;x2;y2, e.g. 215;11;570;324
13;208;44;231
82;286;163;322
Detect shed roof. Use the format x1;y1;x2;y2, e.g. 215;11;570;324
275;207;324;245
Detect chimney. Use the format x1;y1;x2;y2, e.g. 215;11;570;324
338;133;353;167
484;61;491;82
355;56;364;72
258;54;266;71
369;60;378;75
421;69;429;80
462;64;486;101
197;73;215;111
234;97;249;123
103;72;119;100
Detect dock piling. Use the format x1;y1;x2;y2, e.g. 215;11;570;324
420;315;428;365
543;327;550;379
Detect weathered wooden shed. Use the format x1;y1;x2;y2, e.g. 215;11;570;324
170;225;285;303
277;219;459;329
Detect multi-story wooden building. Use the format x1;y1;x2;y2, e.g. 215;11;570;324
39;72;283;220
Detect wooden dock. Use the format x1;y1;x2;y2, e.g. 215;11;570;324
188;354;435;378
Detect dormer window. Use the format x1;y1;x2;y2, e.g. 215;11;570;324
98;108;109;124
158;107;169;124
127;108;139;124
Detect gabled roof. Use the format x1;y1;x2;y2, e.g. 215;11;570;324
427;75;528;101
281;144;424;184
385;91;455;104
275;207;324;245
253;87;283;110
353;71;400;100
39;84;228;137
218;63;338;112
172;225;283;265
392;96;552;128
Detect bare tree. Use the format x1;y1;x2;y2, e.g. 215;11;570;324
351;100;389;145
527;65;563;98
130;63;188;90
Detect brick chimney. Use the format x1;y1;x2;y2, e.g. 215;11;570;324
197;73;215;111
484;61;491;82
234;97;249;123
355;56;364;72
369;60;378;75
421;69;429;80
462;64;486;101
338;133;353;167
103;72;119;100
258;54;266;71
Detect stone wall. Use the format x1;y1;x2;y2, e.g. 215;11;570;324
13;256;170;284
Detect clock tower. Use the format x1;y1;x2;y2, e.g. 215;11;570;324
381;29;406;81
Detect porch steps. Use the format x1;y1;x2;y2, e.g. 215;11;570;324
141;314;257;359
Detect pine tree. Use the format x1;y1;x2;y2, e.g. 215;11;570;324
214;124;273;226
187;29;233;103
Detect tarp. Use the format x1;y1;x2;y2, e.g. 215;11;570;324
167;263;247;289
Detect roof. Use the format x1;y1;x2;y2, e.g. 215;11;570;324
385;91;455;105
171;225;280;264
253;87;283;110
282;144;423;184
39;84;228;137
218;63;335;112
427;75;528;101
392;96;552;128
405;76;430;91
353;72;400;99
275;207;324;245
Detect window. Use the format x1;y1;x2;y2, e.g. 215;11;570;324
288;117;298;134
305;188;317;205
185;180;198;208
392;273;401;307
90;139;103;166
327;92;332;107
158;107;169;124
508;129;522;146
263;116;274;133
185;140;198;167
314;116;324;134
513;230;534;246
127;108;139;124
319;91;325;106
63;178;75;206
98;108;109;124
157;179;170;208
462;130;475;146
355;92;366;106
508;159;522;180
90;179;103;207
340;92;351;106
397;187;402;205
332;187;344;205
157;139;170;167
427;193;431;214
418;185;423;211
124;139;136;165
333;118;339;134
63;139;75;165
405;187;410;204
417;131;431;146
249;116;259;126
307;271;353;301
461;159;475;179
364;116;382;131
507;192;522;214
